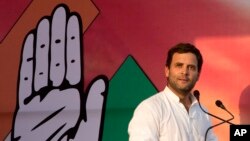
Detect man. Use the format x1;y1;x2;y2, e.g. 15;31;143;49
128;43;217;141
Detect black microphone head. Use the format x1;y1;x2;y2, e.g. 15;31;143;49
215;100;226;109
193;90;200;101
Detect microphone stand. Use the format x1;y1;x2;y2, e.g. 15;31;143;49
203;100;235;141
204;111;234;141
194;90;235;125
193;90;235;141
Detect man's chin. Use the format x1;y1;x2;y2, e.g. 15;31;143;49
178;86;193;94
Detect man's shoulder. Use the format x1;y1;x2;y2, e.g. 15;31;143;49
138;90;167;108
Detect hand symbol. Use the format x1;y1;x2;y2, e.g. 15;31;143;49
10;4;108;141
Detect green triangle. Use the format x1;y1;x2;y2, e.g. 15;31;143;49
102;55;158;141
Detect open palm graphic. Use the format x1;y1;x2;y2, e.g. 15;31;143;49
8;4;108;141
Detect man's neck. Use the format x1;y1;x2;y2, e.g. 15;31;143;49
179;94;192;112
170;87;192;111
167;86;193;111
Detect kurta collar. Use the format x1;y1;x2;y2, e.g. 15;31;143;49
163;86;198;105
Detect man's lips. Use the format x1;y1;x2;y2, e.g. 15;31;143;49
178;78;189;82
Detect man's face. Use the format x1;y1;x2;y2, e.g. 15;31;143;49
165;52;200;95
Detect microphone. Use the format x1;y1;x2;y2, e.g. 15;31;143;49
215;100;225;109
204;100;235;141
215;100;235;119
193;90;234;125
193;90;235;141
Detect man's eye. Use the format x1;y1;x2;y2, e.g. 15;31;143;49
176;64;182;68
189;66;196;70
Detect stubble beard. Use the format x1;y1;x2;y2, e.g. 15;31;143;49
167;77;196;95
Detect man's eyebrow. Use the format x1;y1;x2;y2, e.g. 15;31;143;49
174;62;183;66
187;63;196;66
174;62;197;67
175;62;183;65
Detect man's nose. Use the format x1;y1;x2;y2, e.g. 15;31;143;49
181;66;189;75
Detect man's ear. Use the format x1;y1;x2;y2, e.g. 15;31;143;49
164;66;169;78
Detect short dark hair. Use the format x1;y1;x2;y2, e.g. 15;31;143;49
165;43;203;72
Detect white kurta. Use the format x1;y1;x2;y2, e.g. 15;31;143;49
128;86;217;141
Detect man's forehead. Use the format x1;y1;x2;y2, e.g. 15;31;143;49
172;53;198;64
